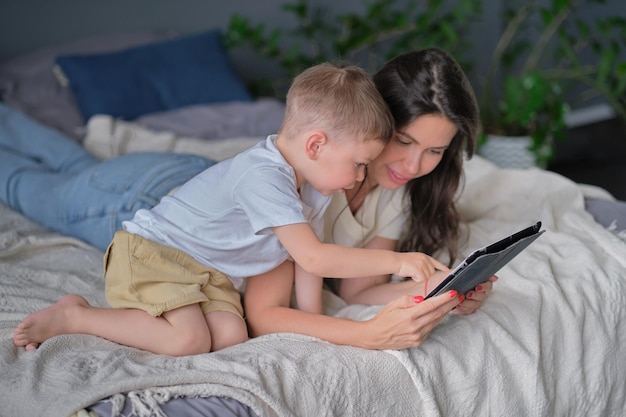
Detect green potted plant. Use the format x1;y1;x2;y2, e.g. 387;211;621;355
477;0;626;168
224;0;626;169
224;0;482;98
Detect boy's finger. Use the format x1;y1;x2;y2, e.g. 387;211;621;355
431;258;450;272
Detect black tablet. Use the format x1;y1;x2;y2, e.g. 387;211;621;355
425;221;545;299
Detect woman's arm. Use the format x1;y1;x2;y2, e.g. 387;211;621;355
244;260;462;350
293;262;323;314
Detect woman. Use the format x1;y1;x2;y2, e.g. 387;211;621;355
327;48;497;308
244;48;495;349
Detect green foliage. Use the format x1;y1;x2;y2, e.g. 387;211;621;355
224;0;626;166
479;0;626;165
224;0;482;98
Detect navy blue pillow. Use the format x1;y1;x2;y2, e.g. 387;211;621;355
55;30;252;121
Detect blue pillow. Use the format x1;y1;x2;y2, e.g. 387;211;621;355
54;30;252;121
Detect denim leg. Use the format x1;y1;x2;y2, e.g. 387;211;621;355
0;147;105;243
0;102;98;173
1;149;213;251
0;147;47;206
91;152;215;212
83;153;214;249
0;147;132;250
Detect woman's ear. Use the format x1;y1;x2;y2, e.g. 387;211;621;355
304;131;328;160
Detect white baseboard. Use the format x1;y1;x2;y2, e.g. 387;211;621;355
565;103;616;128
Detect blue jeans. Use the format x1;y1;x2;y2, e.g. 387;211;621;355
0;103;214;251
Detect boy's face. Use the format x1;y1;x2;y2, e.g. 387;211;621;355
310;137;384;196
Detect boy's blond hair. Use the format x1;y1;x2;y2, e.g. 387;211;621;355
280;62;394;145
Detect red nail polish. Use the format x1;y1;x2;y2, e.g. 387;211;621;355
467;291;474;299
458;294;465;302
414;295;424;304
449;290;458;298
476;285;483;291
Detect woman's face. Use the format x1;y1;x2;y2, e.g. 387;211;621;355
367;113;458;190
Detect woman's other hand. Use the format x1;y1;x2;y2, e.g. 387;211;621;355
452;275;498;315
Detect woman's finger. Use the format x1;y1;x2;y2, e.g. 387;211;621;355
404;292;461;343
409;290;460;321
453;298;481;315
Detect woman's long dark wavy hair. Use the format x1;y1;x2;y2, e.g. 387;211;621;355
373;48;479;265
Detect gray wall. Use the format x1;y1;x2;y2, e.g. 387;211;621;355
2;0;623;62
0;0;285;61
1;0;624;108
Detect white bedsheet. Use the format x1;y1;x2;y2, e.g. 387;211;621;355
1;156;625;417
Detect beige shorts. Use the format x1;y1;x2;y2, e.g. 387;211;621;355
103;231;244;320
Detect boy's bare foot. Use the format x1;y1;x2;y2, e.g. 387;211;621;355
13;294;90;349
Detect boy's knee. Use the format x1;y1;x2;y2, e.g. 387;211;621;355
211;326;248;352
211;313;249;351
165;331;212;356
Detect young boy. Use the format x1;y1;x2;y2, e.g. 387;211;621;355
14;62;448;356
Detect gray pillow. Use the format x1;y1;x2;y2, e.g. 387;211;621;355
135;98;285;140
585;197;626;234
0;31;178;140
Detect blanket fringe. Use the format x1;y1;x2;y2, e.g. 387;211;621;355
68;393;131;417
107;393;127;416
69;409;99;417
126;389;174;417
607;221;626;242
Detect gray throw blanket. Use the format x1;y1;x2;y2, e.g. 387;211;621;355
1;156;626;417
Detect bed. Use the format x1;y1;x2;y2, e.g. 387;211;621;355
1;29;626;417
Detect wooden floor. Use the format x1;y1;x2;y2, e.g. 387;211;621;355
548;117;626;201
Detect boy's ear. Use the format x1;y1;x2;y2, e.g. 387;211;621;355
304;131;328;160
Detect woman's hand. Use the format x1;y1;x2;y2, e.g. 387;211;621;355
360;290;462;350
452;275;498;315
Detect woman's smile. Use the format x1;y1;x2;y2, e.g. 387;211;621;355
386;165;412;185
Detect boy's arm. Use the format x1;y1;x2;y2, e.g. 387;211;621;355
337;235;400;304
273;223;449;281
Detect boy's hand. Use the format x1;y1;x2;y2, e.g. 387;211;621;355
396;252;449;283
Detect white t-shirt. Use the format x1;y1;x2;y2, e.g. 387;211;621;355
124;135;331;288
324;185;408;248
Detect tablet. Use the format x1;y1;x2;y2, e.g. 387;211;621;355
425;221;545;299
